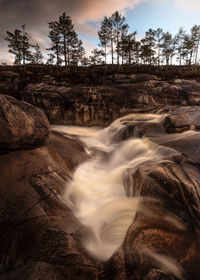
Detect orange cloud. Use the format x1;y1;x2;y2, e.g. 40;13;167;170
72;0;149;23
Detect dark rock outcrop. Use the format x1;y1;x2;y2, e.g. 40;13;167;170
0;65;200;126
11;78;199;126
0;95;50;151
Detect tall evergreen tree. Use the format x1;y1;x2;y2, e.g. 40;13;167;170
98;11;129;65
89;49;104;65
32;43;43;63
58;12;79;66
46;53;55;65
4;24;32;65
155;28;163;66
140;29;156;65
181;34;195;65
191;25;200;65
118;32;137;64
98;16;111;64
161;32;174;65
175;27;186;65
48;13;85;66
111;11;129;64
47;21;62;65
72;39;85;65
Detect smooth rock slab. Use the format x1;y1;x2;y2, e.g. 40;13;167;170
0;95;50;151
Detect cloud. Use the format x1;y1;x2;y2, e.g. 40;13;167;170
75;23;98;38
0;45;13;65
82;39;97;57
70;0;149;23
174;0;200;11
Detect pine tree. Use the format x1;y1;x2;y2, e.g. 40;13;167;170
48;13;84;66
111;11;129;64
58;12;79;66
140;29;156;65
155;28;163;66
98;16;111;64
89;49;104;65
71;39;86;65
118;32;137;64
46;53;55;65
98;11;129;65
47;21;62;65
191;25;200;65
160;32;173;65
4;25;32;65
175;27;186;65
81;57;90;66
32;43;43;63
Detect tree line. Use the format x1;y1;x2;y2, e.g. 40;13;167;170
3;11;200;66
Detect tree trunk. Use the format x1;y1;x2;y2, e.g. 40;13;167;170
129;51;131;65
63;33;67;66
195;40;199;65
56;44;59;66
111;38;114;65
117;36;119;65
189;51;193;65
67;43;70;66
105;45;107;64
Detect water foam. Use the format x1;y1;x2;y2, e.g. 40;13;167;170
53;114;181;261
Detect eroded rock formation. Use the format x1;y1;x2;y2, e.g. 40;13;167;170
0;94;200;279
0;95;49;151
0;65;200;126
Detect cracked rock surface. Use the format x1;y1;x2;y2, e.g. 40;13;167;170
0;95;50;151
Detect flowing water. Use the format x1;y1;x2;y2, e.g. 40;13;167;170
52;114;196;265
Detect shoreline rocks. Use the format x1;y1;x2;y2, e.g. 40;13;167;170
0;95;50;152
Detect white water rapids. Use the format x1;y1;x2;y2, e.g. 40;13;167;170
52;114;195;263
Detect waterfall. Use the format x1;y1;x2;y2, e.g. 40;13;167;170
52;114;185;261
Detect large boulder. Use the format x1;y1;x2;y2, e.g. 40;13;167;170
163;106;200;133
0;95;50;151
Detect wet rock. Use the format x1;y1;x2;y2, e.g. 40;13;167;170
0;95;50;151
0;127;92;279
163;106;200;133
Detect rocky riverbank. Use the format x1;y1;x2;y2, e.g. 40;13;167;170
0;65;200;125
0;95;200;279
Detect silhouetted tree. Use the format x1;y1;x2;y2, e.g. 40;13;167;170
81;57;90;66
191;25;200;65
72;39;86;65
175;27;186;65
98;11;129;64
48;13;85;66
89;48;104;65
160;32;174;65
48;21;62;65
118;32;137;64
31;43;43;63
46;53;55;65
98;16;111;64
140;29;156;65
155;28;163;66
4;24;32;65
111;11;129;64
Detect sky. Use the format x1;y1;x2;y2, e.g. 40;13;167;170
0;0;200;64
